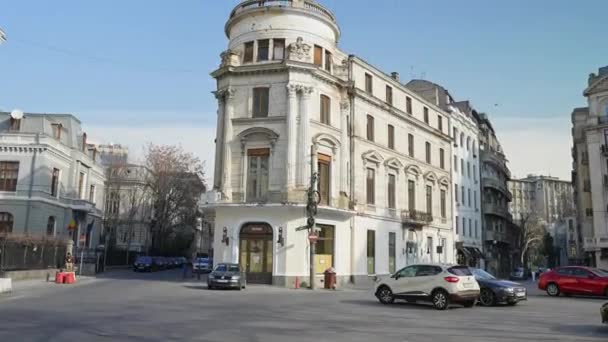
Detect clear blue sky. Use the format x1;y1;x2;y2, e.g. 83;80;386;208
1;0;607;180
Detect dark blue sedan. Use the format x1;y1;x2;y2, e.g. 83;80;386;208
470;268;527;306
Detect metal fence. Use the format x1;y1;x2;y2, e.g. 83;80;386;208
0;239;67;273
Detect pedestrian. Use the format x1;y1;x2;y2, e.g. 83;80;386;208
182;261;188;279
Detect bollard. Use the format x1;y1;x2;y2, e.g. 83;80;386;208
295;276;300;289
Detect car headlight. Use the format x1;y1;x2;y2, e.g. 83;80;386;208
208;274;215;279
504;287;514;293
231;276;240;280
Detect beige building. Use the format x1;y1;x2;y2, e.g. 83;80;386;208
204;0;454;287
571;65;608;269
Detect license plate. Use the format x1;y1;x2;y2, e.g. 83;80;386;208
516;292;526;297
216;279;228;283
463;283;473;288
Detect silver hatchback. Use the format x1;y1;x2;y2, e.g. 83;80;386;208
207;263;246;290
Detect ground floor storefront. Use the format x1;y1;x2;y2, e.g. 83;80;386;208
209;205;454;288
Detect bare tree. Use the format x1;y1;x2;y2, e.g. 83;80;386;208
514;212;546;271
144;144;205;255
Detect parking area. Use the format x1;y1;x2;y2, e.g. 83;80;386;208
0;269;606;342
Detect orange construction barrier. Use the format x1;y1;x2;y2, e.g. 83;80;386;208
63;272;76;284
55;272;65;284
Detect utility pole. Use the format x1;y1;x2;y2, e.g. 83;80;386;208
306;145;320;290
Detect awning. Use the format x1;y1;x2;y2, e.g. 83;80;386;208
465;247;485;260
457;246;471;258
473;248;486;259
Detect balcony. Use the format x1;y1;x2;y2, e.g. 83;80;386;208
484;203;512;221
401;209;433;229
482;177;512;200
583;236;608;251
480;150;511;178
485;230;510;245
230;0;337;23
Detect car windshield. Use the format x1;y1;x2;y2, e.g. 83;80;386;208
472;268;496;280
196;258;209;263
215;264;239;272
136;257;151;263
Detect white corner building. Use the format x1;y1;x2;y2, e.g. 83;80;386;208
205;0;454;287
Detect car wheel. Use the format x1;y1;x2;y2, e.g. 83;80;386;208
377;286;395;305
604;287;608;298
432;290;449;310
479;288;496;307
546;283;560;297
208;285;214;290
463;300;476;308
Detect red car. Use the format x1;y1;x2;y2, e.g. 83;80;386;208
538;266;608;297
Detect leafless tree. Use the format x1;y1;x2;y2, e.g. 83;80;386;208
144;144;206;255
514;212;546;270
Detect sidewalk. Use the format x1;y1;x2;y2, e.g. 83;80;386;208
1;274;101;301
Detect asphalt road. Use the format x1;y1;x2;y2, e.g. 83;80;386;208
0;269;606;342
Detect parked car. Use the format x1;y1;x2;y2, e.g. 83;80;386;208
207;263;246;290
133;256;154;272
470;268;527;306
538;266;608;297
193;257;213;274
602;302;608;324
374;264;480;310
153;257;167;270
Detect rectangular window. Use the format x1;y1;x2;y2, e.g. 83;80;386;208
408;180;416;212
406;96;412;114
89;185;95;203
0;161;19;192
315;225;334;274
461;159;465;175
468;188;471;207
439;148;445;169
467;162;471;178
474;190;478;209
366;168;375;205
51;168;60;197
425;142;431;164
252;87;270;118
314;45;323;66
427;236;433;256
324;50;332;72
78;172;86;198
9;118;21;131
365;73;373;93
454;155;458;173
463;217;467;236
318;154;331;206
273;39;285;60
438;115;443;132
388;232;396;274
469;218;473;237
461;185;465;204
366;115;374;141
367;230;375;274
408;134;414;157
243;41;254;63
454;184;459;204
388;174;396;209
257;39;269;61
386;85;393;105
388;125;395;149
475;220;479;238
424;107;429;124
246;149;270;201
440;189;446;219
455;215;459;234
320;95;331;125
426;185;433;216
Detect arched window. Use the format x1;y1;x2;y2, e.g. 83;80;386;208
46;216;56;236
466;137;471;151
460;132;464;147
0;212;13;233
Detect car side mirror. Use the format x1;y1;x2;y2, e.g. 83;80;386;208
393;274;400;280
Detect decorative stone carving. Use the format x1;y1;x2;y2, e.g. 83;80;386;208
214;87;237;101
220;49;240;68
287;37;311;61
286;84;298;97
340;101;349;112
297;85;314;98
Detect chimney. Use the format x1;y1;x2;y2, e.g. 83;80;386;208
390;72;400;82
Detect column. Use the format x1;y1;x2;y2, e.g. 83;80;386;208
221;88;236;199
213;91;225;190
286;84;298;189
340;101;349;195
298;86;313;187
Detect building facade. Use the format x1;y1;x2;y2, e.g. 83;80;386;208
477;113;513;278
205;0;454;287
571;65;608;269
406;82;484;267
0;111;105;248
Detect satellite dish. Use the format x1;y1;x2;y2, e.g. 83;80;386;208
10;109;24;120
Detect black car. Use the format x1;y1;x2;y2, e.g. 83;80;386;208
133;256;154;272
470;268;527;306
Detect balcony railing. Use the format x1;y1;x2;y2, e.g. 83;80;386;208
482;177;512;200
401;209;433;228
480;150;511;178
230;0;336;22
583;237;608;250
484;203;512;221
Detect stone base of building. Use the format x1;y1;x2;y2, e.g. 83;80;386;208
273;275;352;289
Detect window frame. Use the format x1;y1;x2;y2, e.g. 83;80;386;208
406;96;412;114
366;115;375;142
386;85;393;105
243;41;254;63
324;49;332;72
425;142;431;164
408;134;414;158
252;87;270;118
439;148;445;169
46;216;56;236
0;161;19;192
408;180;416;212
388;173;396;209
367;230;376;274
317;154;331;206
423;107;429;124
257;39;270;61
426;185;433;216
273;38;285;60
366;168;376;205
387;124;395;149
365;73;373;93
0;212;14;234
440;189;446;219
320;94;331;125
314;45;323;67
246;148;271;202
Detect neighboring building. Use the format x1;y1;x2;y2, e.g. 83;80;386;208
571;65;608;269
97;144;129;166
205;0;453;287
0;111;105;248
406;82;484;267
508;175;575;266
477;112;513;278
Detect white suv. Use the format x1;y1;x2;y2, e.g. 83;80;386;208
374;264;480;310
